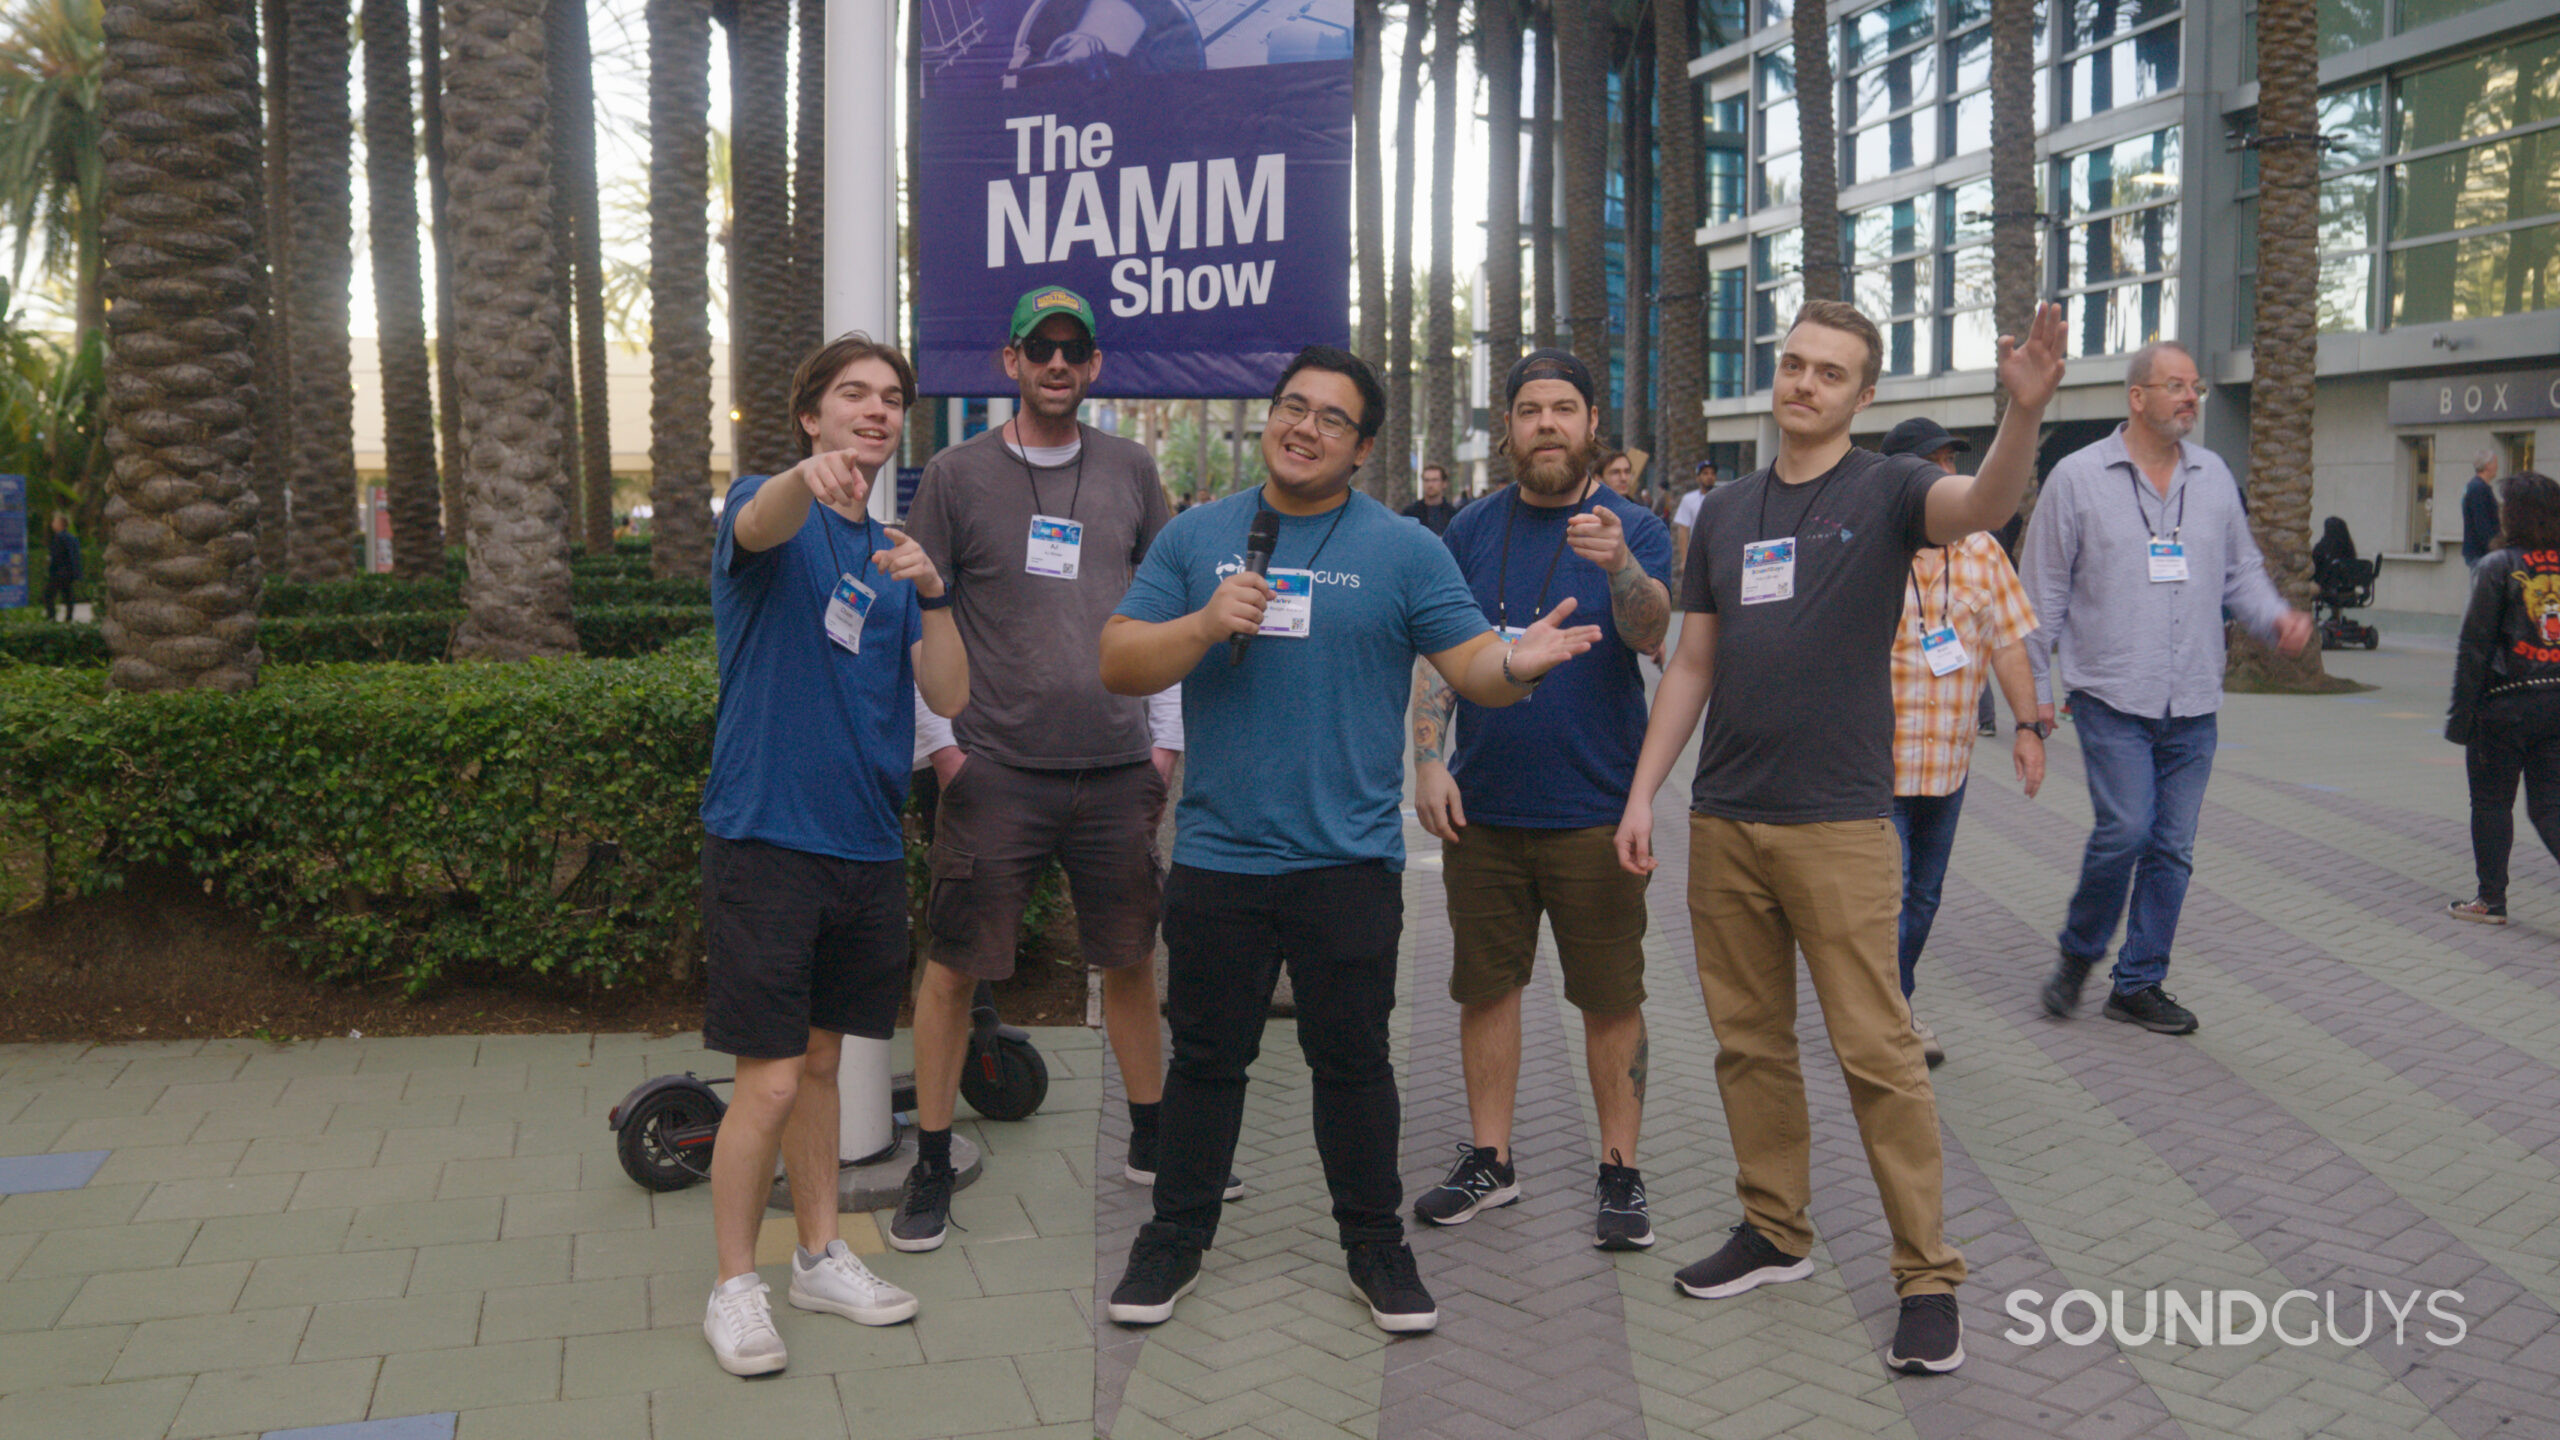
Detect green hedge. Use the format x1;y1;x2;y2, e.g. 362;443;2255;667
263;574;708;618
0;606;712;667
0;639;718;991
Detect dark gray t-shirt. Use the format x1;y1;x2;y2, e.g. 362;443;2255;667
909;424;1172;769
1682;447;1941;823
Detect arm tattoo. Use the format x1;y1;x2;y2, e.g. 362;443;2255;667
1629;1029;1649;1103
1609;562;1671;652
1411;663;1459;764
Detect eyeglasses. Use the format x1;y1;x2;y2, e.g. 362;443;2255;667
2136;380;2210;401
1015;335;1095;365
1268;396;1359;442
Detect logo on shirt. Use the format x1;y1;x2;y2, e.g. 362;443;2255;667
2525;572;2560;647
1215;554;1361;588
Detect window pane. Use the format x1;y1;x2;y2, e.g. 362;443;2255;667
2067;24;2180;121
1757;228;1804;275
1707;151;1748;224
2235;195;2256;273
1854;256;1932;318
1852;113;1941;181
1754;276;1806;337
2399;0;2523;36
2315;171;2376;254
2390;131;2560;243
1760;150;1802;206
1951;0;1992;30
1948;307;2000;369
2068;278;2175;357
2390;219;2560;324
2317;0;2380;57
1764;97;1800;155
2319;252;2373;333
1850;198;1935;257
1760;45;1796;102
2067;204;2179;286
2319;85;2383;170
1851;47;1940;126
1947;181;1996;244
1949;28;1990;93
1847;0;1935;67
1886;316;1922;375
1950;90;1992;155
2394;33;2560;151
2069;0;2178;51
2065;128;2182;214
1947;243;1994;306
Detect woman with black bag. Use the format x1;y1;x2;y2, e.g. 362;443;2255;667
2447;470;2560;924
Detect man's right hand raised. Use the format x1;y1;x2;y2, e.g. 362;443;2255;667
1196;570;1273;643
792;449;874;512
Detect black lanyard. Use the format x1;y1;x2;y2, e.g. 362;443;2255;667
1008;419;1086;519
1495;478;1595;630
816;502;880;601
1251;492;1351;574
1755;458;1848;544
2127;468;2185;541
1908;548;1954;638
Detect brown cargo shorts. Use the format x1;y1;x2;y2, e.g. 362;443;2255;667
926;755;1165;980
1443;822;1651;1012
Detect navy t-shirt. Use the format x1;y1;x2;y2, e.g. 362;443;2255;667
1443;484;1673;828
701;473;923;861
1116;489;1488;874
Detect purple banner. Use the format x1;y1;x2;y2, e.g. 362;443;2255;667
917;0;1353;399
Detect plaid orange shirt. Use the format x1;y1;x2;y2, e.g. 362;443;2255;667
1892;531;2037;796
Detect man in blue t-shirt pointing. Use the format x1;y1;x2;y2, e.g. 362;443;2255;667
1407;349;1674;1252
1097;346;1602;1336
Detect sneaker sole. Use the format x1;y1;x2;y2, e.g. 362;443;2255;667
1124;1164;1247;1200
2447;908;2508;925
1357;1292;1440;1333
884;1226;946;1254
788;1284;919;1326
1414;1180;1521;1226
1106;1274;1196;1326
1886;1339;1967;1374
1594;1225;1655;1251
704;1330;787;1377
1675;1257;1813;1299
2100;1001;2198;1036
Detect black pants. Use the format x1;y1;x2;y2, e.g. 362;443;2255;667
2467;697;2560;907
43;576;74;622
1142;861;1405;1253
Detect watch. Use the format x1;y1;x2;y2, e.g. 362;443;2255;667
916;590;953;611
2017;719;2052;739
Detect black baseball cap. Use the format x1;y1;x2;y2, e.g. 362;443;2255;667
1882;417;1972;459
1503;348;1596;407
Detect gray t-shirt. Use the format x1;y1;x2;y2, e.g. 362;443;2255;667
908;424;1173;769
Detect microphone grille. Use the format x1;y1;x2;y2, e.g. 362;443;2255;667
1247;510;1282;550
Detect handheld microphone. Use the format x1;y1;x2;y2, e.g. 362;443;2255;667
1230;509;1282;666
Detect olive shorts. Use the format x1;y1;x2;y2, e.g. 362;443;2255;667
1443;823;1650;1012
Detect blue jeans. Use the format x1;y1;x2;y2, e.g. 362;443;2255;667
1889;783;1968;1000
2059;692;2217;995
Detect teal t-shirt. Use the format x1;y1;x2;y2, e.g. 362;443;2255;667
1116;488;1488;874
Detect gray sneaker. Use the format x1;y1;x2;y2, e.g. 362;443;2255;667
2042;949;2098;1018
1912;1017;1945;1069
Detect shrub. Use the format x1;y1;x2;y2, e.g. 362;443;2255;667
0;606;712;667
568;575;711;608
264;577;462;616
0;639;719;992
574;605;715;657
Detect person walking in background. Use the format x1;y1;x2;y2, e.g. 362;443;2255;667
2446;471;2560;925
1596;448;1638;498
45;512;80;622
2023;342;2313;1038
2464;450;2502;569
1404;464;1464;534
1671;460;1717;607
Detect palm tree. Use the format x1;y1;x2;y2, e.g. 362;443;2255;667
1989;0;2036;411
364;0;443;577
442;0;577;657
544;0;583;542
1654;0;1705;475
2232;0;2325;687
725;0;796;478
0;0;107;522
421;0;462;540
1528;0;1553;348
1377;0;1427;505
1354;0;1383;409
1422;0;1461;479
1792;0;1840;303
789;0;821;357
1555;0;1609;411
254;0;289;575
285;0;359;580
550;0;613;553
647;0;714;580
95;0;263;690
1481;0;1522;486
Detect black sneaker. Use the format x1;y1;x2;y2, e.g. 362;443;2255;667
1412;1143;1519;1226
1124;1125;1245;1200
2102;984;2199;1035
2042;948;2098;1018
1594;1151;1653;1251
1673;1223;1813;1298
1345;1240;1438;1333
886;1160;953;1253
1105;1234;1201;1326
1886;1293;1965;1374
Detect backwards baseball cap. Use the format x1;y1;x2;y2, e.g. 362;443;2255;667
1881;417;1972;459
1503;348;1596;407
1009;286;1097;343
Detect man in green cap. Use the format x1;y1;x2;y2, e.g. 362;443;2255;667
894;285;1222;1250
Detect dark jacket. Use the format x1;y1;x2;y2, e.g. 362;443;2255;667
1401;498;1461;536
2449;546;2560;743
46;528;81;582
2461;477;2499;565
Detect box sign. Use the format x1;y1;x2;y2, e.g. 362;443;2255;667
2388;368;2560;425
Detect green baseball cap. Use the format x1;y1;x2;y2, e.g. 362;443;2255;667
1008;285;1097;343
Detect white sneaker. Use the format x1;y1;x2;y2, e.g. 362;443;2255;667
1912;1018;1945;1069
789;1239;920;1325
703;1273;787;1376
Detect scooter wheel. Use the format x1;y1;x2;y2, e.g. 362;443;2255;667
2363;631;2379;650
960;1034;1049;1121
616;1085;723;1191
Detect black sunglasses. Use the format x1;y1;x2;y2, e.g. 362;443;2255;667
1016;335;1095;365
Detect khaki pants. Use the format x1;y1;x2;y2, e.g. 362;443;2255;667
1686;813;1965;1296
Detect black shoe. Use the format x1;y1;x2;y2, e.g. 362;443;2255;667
1124;1125;1245;1200
1106;1234;1202;1326
1886;1293;1965;1374
1979;718;1998;736
1594;1151;1653;1251
2042;949;2098;1018
2102;984;2199;1035
1346;1240;1438;1333
1412;1143;1519;1226
887;1160;953;1253
1673;1223;1813;1298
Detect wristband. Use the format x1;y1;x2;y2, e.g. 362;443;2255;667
2017;719;2051;739
916;590;953;611
1502;642;1542;691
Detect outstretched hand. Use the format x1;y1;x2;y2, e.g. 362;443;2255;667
1509;597;1605;681
872;527;945;599
1996;301;2069;413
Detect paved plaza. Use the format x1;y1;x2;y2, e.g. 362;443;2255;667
7;626;2560;1438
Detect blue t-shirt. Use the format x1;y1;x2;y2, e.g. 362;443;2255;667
1442;484;1673;828
701;473;923;862
1116;488;1488;874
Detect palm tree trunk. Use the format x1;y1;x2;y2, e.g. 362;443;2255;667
1794;0;1841;303
444;0;578;657
791;0;823;356
1654;0;1706;476
544;0;584;548
1378;0;1428;507
285;0;360;579
365;0;445;577
726;0;797;478
421;0;463;545
1989;0;2037;404
1622;25;1654;460
551;0;614;553
1423;0;1461;479
2231;0;2325;688
97;0;264;691
1354;0;1385;387
1482;0;1522;487
647;0;715;579
253;0;291;578
1556;0;1610;412
1528;0;1555;349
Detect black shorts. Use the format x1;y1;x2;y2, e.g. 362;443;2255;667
702;834;909;1059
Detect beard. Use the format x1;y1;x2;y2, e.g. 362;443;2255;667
1513;433;1595;496
2140;407;2197;443
1020;372;1087;420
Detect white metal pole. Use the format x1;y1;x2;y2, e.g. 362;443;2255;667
828;0;899;1162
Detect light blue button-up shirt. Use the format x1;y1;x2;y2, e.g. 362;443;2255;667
2019;424;2290;718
